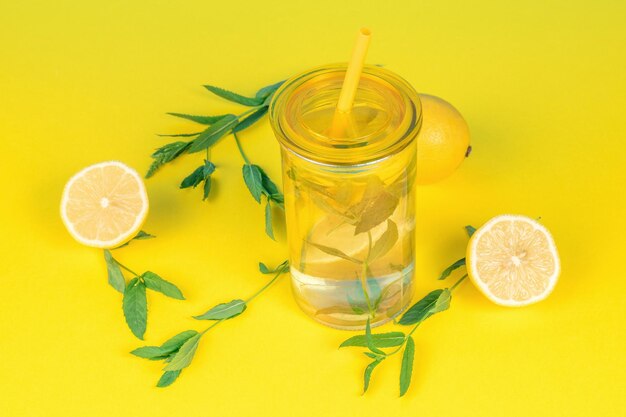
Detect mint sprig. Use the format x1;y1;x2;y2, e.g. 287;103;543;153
132;260;289;387
340;225;475;396
103;231;185;340
147;80;285;239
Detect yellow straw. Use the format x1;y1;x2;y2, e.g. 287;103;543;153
329;28;372;137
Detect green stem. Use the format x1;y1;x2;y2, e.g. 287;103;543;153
450;273;468;291
112;257;141;278
233;131;251;165
245;263;289;304
359;232;374;318
388;273;470;355
198;263;289;338
237;107;259;120
200;318;224;335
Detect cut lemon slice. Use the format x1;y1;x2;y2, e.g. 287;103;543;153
466;214;560;306
60;161;149;248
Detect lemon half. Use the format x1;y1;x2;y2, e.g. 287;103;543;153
60;161;149;248
467;215;560;307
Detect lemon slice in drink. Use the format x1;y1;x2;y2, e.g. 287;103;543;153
60;161;149;248
466;215;560;306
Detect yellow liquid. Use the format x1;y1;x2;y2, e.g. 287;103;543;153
272;65;420;329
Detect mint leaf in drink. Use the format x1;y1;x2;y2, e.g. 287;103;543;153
265;200;275;240
142;271;185;300
104;250;125;293
167;113;229;125
146;141;191;178
308;241;363;264
243;164;264;203
193;299;247;320
157;370;182;388
465;225;476;237
369;219;398;261
123;277;148;340
399;336;415;397
353;191;399;235
233;106;268;133
398;289;451;325
203;85;263;107
438;258;466;280
340;332;405;348
363;358;383;393
164;333;202;371
188;114;239;153
255;80;285;100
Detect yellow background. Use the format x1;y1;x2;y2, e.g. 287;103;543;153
1;0;625;415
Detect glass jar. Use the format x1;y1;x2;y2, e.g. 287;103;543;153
269;64;421;330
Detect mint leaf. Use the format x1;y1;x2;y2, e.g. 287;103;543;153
340;332;405;348
255;80;285;100
157;370;181;388
233;106;268;133
160;330;199;354
265;200;275;240
188;114;238;153
242;164;284;207
369;220;398;261
193;299;247;320
243;164;264;203
365;319;385;355
260;168;284;207
134;231;155;240
142;271;185;300
203;177;212;200
180;166;205;189
438;258;466;280
179;159;215;200
364;358;383;393
146;141;191;178
167;113;229;125
130;346;169;360
164;333;202;371
259;263;271;274
113;230;156;249
398;289;451;326
123;277;148;339
103;250;125;293
203;85;263;106
259;260;288;274
157;132;203;137
465;225;476;237
399;336;415;397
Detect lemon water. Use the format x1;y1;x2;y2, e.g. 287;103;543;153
270;64;421;329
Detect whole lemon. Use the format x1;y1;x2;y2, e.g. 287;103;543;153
416;94;471;184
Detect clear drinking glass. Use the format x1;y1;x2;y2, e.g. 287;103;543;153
269;64;422;330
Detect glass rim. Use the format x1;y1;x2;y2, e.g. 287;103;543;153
269;63;422;166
